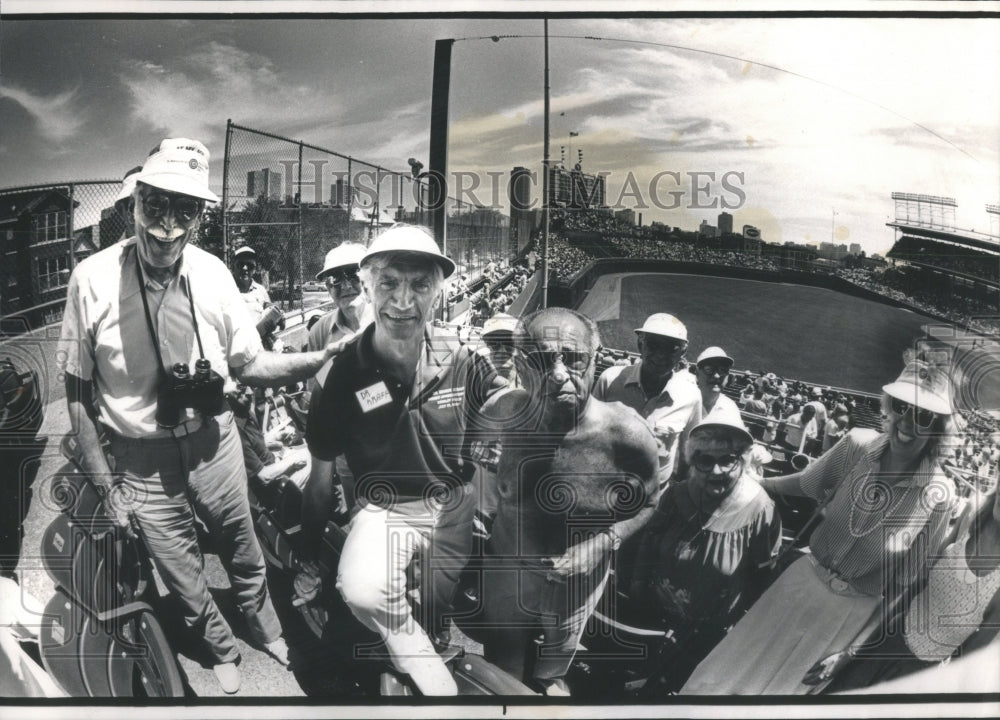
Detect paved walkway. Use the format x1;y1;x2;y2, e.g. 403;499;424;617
14;395;305;697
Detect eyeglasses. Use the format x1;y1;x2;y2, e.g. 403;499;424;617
235;261;255;272
691;453;743;473
524;349;592;374
326;269;360;288
698;362;731;377
140;191;203;223
889;398;939;429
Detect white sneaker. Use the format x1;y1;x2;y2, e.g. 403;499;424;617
264;637;290;667
542;678;571;696
213;662;241;694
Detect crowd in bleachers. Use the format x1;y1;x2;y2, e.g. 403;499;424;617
529;210;999;336
462;262;532;328
889;236;1000;283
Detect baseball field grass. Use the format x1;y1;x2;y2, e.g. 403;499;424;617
595;273;937;395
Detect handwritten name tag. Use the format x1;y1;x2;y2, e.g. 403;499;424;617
356;381;392;413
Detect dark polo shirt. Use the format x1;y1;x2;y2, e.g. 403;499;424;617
306;323;502;507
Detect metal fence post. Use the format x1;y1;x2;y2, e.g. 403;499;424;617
297;141;304;315
222;119;232;266
67;183;76;270
346;158;354;244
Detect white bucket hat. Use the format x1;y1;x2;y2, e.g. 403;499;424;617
317;242;366;280
883;359;953;416
691;401;754;447
361;225;456;279
635;313;687;341
696;346;734;367
134;138;220;202
482;313;519;338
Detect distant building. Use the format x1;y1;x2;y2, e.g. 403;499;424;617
0;187;97;322
247;168;282;202
849;243;862;255
699;220;717;238
819;242;849;261
718;211;733;235
615;209;636;225
547;165;605;209
330;177;360;207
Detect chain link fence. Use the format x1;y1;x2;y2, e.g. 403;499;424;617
222;121;511;321
0;181;121;332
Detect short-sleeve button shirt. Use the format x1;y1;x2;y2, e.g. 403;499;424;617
593;362;702;484
59;239;262;438
239;281;271;321
306;323;502;506
306;305;374;390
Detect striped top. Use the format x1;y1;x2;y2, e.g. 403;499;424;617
800;428;955;597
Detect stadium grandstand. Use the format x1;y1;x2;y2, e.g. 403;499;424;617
884;223;999;310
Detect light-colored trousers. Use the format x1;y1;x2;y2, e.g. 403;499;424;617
111;413;282;664
336;487;475;695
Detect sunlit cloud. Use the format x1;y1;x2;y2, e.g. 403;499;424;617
0;83;85;143
120;41;341;144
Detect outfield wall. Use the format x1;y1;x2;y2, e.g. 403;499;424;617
546;258;955;327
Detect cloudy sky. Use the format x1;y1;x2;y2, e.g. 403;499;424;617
1;10;998;254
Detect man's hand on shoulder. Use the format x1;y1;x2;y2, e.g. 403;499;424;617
323;335;354;363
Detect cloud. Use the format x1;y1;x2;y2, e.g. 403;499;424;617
0;82;85;143
119;41;338;143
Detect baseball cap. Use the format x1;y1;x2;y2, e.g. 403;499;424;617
233;246;257;262
696;346;734;367
134;138;220;202
634;313;687;341
316;242;365;280
114;166;144;204
361;225;456;279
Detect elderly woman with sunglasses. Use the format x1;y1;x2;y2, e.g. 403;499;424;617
680;350;960;695
626;405;782;695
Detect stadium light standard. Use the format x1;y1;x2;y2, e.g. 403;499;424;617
430;26;552;306
541;19;551;309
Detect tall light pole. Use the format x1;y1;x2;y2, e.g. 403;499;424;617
831;207;838;244
541;19;551;309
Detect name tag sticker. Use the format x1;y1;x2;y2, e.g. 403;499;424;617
356;381;392;413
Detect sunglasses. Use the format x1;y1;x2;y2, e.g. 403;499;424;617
140;191;203;223
524;349;592;374
486;338;514;352
691;453;743;473
698;362;731;377
326;269;360;288
889;398;940;429
643;336;686;354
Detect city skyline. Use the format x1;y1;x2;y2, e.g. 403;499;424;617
1;11;997;255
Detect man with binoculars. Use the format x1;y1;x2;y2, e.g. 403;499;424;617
59;138;344;694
